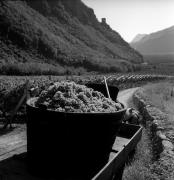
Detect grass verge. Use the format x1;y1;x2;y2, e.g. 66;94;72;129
124;80;174;180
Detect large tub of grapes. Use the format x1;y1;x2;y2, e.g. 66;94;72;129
26;81;126;179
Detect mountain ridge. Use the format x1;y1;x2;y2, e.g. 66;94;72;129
130;25;174;55
0;0;143;74
131;34;147;43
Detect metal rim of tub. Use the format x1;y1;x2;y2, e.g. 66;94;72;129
26;97;126;115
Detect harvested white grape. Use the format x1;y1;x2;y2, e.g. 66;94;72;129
35;81;123;113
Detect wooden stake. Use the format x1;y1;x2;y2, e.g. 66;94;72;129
104;76;111;99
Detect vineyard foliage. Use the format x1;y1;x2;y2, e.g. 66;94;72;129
0;74;170;118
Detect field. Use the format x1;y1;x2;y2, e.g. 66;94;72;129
142;54;174;75
144;54;174;64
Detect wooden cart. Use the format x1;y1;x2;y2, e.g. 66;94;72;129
0;81;142;179
0;122;142;180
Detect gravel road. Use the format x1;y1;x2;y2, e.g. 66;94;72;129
117;87;139;108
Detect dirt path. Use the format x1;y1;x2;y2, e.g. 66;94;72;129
117;87;139;108
0;125;27;161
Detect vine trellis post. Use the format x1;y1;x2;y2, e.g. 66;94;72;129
3;80;30;129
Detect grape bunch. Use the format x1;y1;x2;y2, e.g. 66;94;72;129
35;81;123;113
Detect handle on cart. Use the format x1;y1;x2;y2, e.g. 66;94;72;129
104;76;111;99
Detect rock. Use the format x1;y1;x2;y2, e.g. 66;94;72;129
162;140;174;150
156;126;164;131
156;131;168;140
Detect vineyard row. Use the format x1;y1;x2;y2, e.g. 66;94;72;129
0;74;171;116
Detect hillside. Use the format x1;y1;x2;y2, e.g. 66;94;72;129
0;0;143;75
130;26;174;55
131;34;147;43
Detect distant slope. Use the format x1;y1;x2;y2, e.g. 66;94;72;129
131;34;147;43
130;26;174;55
144;53;174;64
0;0;143;75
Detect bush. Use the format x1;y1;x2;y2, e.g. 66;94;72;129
0;62;65;75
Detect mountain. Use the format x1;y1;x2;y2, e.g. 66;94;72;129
130;26;174;55
0;0;143;75
131;34;147;43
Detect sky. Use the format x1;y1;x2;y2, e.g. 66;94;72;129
82;0;174;42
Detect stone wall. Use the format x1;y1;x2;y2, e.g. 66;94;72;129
133;88;174;160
